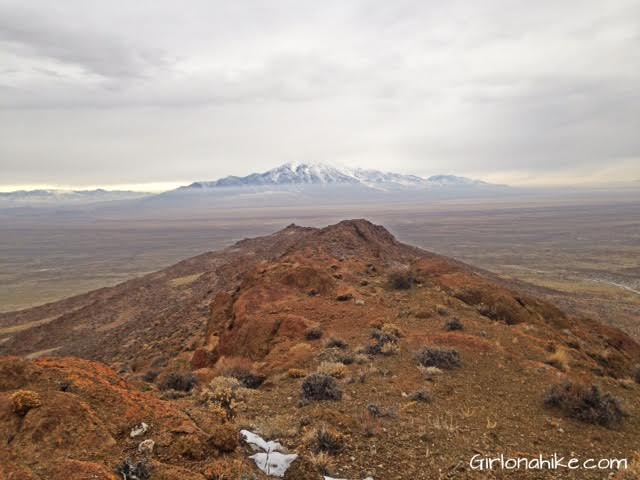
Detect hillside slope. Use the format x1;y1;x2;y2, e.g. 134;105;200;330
1;220;639;479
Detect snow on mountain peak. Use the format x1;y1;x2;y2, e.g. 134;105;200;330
180;163;493;190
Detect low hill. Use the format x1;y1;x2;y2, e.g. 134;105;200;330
0;220;638;479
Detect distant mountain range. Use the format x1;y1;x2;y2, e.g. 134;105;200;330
0;188;149;206
177;162;494;191
0;163;504;210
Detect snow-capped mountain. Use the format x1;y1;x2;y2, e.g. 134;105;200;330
182;162;358;189
177;162;490;191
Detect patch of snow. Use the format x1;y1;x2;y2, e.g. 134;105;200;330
129;422;149;438
249;451;298;477
137;439;154;454
241;430;297;477
241;429;284;453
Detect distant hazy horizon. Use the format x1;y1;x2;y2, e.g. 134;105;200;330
1;161;639;194
2;1;639;190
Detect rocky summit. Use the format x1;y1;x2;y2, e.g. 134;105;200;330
1;219;639;479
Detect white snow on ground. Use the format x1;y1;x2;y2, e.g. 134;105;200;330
249;451;298;477
129;422;149;438
240;429;374;479
240;430;297;477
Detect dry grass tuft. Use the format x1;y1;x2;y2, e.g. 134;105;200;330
325;337;348;349
200;376;251;419
309;451;334;475
203;458;251;479
317;361;347;379
11;390;42;416
301;374;342;402
545;348;570;371
287;368;307;378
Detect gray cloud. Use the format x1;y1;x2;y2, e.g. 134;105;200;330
0;0;639;187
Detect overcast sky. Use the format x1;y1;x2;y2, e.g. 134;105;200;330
1;0;639;191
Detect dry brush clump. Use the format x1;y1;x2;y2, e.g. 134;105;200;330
317;361;347;379
409;390;432;403
142;370;159;383
116;458;150;480
545;348;570;372
418;365;444;379
158;371;198;392
305;327;324;340
367;323;402;356
203;458;252;480
301;374;342;402
304;425;345;455
288;368;307;378
545;381;627;427
388;270;416;290
325;337;348;349
416;347;461;370
309;451;334;476
444;318;464;331
208;422;239;453
200;376;251;419
10;390;42;416
214;356;265;389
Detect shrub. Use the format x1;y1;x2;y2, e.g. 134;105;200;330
175;435;206;460
232;371;265;389
313;426;345;454
416;347;461;370
309;452;334;475
367;326;400;356
325;338;348;349
159;372;197;392
380;342;400;356
208;422;239;453
209;404;229;423
288;368;307;378
409;390;432;403
545;349;569;372
301;374;342;402
367;403;382;417
388;271;414;290
381;323;403;338
200;376;249;419
204;458;251;480
317;362;347;379
11;390;42;416
418;365;443;379
335;352;355;365
444;318;463;331
545;382;626;427
142;370;159;383
353;353;370;364
116;458;150;480
305;327;324;340
215;356;265;389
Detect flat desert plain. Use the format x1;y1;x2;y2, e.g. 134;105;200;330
1;198;638;338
